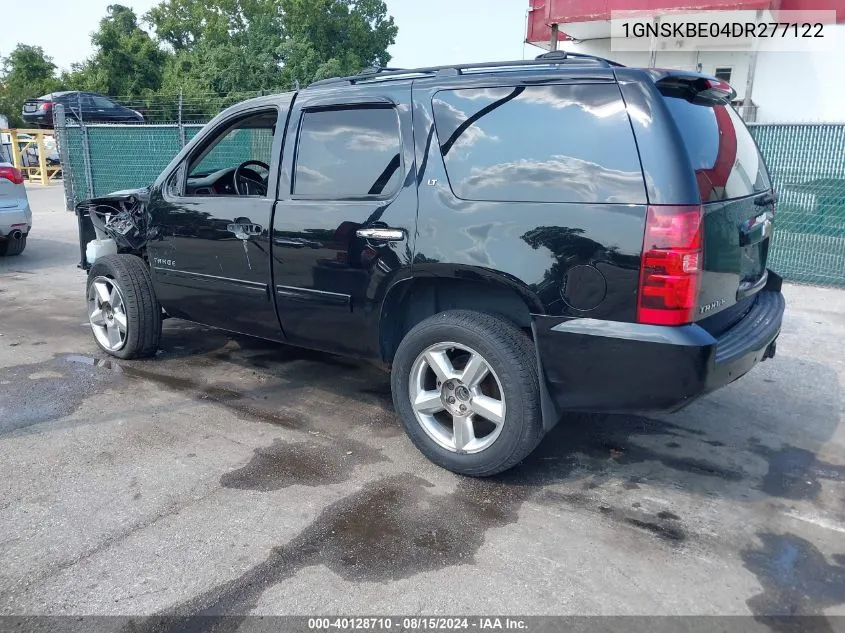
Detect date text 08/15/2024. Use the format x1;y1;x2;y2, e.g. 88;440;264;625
307;617;528;630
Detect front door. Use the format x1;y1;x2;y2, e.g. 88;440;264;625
148;104;288;340
272;84;418;358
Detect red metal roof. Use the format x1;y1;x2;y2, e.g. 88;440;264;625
526;0;845;45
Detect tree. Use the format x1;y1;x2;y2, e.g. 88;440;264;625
147;0;397;93
149;0;285;99
0;45;61;126
76;4;168;96
278;0;397;85
146;0;282;52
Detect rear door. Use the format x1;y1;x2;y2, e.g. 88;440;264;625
272;82;417;358
659;83;774;322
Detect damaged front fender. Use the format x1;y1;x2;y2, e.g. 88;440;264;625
75;189;150;269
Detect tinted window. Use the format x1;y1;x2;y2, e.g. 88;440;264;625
0;143;11;164
293;107;402;197
56;93;80;105
662;97;770;202
432;84;645;204
90;95;116;109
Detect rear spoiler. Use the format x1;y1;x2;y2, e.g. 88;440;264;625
648;70;737;104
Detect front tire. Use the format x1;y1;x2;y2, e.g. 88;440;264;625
86;254;161;359
391;310;544;476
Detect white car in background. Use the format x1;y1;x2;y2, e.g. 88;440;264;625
0;143;31;256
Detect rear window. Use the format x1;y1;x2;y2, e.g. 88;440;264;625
662;97;770;203
432;84;646;204
0;143;11;164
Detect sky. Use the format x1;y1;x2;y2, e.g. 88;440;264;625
0;0;545;72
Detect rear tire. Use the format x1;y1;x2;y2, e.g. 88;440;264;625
86;254;161;359
0;234;27;256
391;310;544;476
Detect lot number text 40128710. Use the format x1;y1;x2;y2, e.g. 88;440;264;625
308;617;529;631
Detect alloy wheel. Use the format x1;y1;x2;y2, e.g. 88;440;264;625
87;276;128;351
408;342;506;454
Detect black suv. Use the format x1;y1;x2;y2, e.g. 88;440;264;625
75;53;784;476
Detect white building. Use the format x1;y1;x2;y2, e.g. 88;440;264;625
557;25;844;122
526;1;845;123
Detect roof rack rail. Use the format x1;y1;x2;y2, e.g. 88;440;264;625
307;52;624;88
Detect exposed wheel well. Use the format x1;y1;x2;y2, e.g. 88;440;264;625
380;277;534;362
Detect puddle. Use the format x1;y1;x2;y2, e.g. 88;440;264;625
751;442;845;500
0;356;121;434
150;474;532;625
742;532;845;631
220;438;387;491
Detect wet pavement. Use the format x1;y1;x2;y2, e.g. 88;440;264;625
1;185;844;623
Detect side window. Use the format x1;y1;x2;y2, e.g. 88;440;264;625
431;84;645;204
91;95;116;109
184;110;276;196
293;106;402;198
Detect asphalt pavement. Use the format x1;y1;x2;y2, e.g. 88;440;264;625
1;183;844;625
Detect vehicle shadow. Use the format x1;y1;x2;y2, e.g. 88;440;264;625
506;353;843;504
149;320;843;505
0;237;80;273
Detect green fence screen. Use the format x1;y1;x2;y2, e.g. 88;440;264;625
60;121;845;287
749;124;845;286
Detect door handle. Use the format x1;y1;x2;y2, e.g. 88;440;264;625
356;227;404;241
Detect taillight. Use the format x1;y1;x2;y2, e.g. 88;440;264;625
637;205;703;326
0;166;24;185
39;101;53;112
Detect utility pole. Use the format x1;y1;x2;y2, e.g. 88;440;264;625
549;23;559;52
648;17;660;68
743;9;764;119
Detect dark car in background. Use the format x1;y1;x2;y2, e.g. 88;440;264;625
21;92;144;128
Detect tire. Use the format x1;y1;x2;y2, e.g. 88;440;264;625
86;254;161;359
391;310;544;476
0;234;27;256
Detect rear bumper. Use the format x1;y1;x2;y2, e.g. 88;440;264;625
534;272;784;414
21;113;50;127
0;206;32;237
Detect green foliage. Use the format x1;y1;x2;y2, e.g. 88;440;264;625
149;0;398;91
0;45;61;127
278;0;398;85
72;5;168;96
0;0;397;126
146;0;283;52
157;3;286;97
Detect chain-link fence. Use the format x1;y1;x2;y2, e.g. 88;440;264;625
749;123;845;286
53;100;845;287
